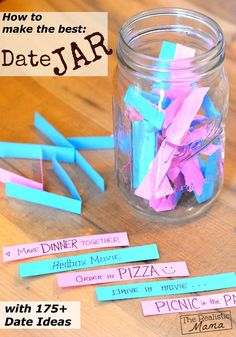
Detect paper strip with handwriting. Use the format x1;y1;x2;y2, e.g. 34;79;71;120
3;232;129;263
19;244;159;277
57;261;189;287
141;292;236;316
96;272;236;301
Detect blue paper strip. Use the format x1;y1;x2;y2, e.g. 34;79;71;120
96;272;236;301
34;112;73;148
75;152;105;191
52;158;81;201
124;86;164;129
132;121;156;189
142;91;171;109
19;244;159;277
0;142;74;163
190;117;207;128
153;41;177;90
202;95;221;119
6;183;82;215
118;133;131;154
195;151;220;203
34;112;105;191
67;136;114;150
159;41;177;60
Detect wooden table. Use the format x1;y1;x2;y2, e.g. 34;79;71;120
0;1;235;336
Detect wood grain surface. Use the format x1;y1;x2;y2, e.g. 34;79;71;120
0;1;235;337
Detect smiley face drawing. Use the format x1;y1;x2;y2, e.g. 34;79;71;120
162;265;176;275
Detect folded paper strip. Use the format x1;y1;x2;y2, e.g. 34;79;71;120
122;42;223;212
0;113;114;214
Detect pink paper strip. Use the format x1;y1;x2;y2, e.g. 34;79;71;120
141;292;236;316
165;87;209;145
194;114;207;120
181;157;205;196
57;261;189;287
171;44;198;83
135;141;176;200
124;107;143;122
174;43;196;59
163;95;187;130
149;194;177;212
163;87;192;101
168;166;181;182
3;232;129;262
0;167;43;190
154;175;174;199
135;87;209;201
150;171;184;212
181;127;208;146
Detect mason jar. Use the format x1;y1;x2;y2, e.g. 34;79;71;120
113;8;229;223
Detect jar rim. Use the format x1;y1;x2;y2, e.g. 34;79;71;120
118;7;225;74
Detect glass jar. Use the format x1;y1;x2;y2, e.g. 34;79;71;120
113;8;228;223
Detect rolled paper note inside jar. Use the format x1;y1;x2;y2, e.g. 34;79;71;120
113;9;228;222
